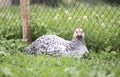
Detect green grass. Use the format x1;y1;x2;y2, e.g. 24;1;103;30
0;40;120;77
0;1;120;77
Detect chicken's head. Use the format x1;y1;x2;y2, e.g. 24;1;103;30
73;28;85;40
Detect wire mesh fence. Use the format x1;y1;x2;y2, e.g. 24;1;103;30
0;0;120;51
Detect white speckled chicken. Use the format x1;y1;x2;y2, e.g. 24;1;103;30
24;28;88;56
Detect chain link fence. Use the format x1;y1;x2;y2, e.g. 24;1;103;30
0;0;120;51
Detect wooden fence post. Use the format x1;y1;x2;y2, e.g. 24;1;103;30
20;0;31;43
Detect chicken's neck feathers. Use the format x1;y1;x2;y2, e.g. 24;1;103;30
71;38;86;46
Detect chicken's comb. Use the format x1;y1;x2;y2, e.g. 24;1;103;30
76;28;83;32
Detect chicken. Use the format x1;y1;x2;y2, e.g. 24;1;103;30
24;28;88;56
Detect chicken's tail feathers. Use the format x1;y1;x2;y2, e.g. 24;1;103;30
23;46;35;54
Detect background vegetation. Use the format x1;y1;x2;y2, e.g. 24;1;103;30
0;0;120;77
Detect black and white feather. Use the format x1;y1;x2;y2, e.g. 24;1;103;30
24;28;88;56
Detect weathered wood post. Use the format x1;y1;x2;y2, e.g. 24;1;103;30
20;0;31;43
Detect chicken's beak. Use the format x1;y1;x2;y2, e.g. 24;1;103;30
76;32;82;39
